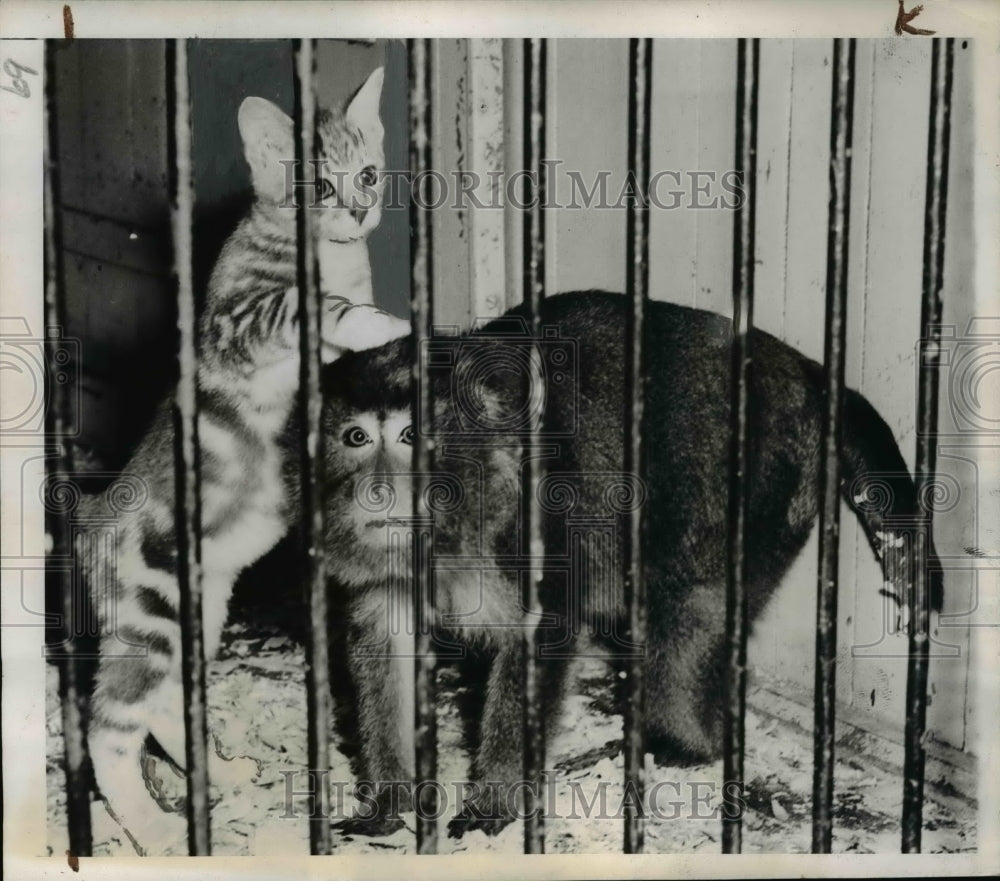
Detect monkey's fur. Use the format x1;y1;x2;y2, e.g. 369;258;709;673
311;290;943;838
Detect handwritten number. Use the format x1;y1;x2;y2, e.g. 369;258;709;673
1;58;38;99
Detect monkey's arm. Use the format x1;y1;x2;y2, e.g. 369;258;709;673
334;587;415;836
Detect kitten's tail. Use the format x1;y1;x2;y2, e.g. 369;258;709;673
839;389;944;612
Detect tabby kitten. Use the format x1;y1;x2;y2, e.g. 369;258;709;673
77;67;408;855
315;290;944;838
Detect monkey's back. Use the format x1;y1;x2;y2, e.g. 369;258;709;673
481;291;825;615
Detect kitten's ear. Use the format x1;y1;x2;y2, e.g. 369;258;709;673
238;97;295;203
345;67;385;143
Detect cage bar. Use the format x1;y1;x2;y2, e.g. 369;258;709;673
44;40;94;859
623;36;652;856
166;38;212;856
408;37;439;855
723;36;759;855
812;37;857;854
903;36;955;854
290;38;333;857
520;36;548;856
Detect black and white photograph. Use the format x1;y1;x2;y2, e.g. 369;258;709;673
1;1;997;877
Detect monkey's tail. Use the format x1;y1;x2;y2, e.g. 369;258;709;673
838;388;944;612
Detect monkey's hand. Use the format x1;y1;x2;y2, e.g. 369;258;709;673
333;813;407;838
447;783;519;839
333;781;412;838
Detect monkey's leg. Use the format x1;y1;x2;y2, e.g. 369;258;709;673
334;593;414;836
448;633;572;839
644;582;725;764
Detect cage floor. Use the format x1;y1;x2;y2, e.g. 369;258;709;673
46;620;977;856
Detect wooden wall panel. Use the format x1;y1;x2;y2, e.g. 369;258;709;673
753;39;794;344
545;39;628;298
486;38;976;753
429;39;472;331
55;41;169;229
649;40;703;307
53;40;173;466
690;41;738;317
847;38;933;744
466;38;508;322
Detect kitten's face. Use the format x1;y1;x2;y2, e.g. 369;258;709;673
238;67;386;243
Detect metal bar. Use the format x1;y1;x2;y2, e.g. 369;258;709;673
167;38;211;856
521;36;548;856
722;37;759;855
903;36;955;854
44;39;93;858
408;38;439;855
291;38;332;857
623;36;652;856
812;37;857;854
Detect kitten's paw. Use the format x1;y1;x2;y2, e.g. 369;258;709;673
324;306;409;361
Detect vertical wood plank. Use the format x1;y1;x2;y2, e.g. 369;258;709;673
750;41;831;687
466;38;506;321
693;40;737;317
841;38;877;710
782;40;833;362
372;40;413;321
753;39;793;343
545;39;628;297
751;40;795;678
503;38;524;309
649;39;701;306
431;39;471;330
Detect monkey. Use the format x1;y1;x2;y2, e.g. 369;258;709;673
306;289;943;839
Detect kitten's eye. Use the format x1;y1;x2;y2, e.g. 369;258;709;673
359;165;378;188
342;426;372;448
397;425;414;446
319;178;337;201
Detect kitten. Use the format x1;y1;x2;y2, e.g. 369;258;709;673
314;289;944;838
76;68;408;855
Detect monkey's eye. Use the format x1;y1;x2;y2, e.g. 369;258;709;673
342;426;372;448
359;165;378;188
397;425;414;446
319;178;337;201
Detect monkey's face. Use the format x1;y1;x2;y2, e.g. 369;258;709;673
319;334;521;591
321;400;425;585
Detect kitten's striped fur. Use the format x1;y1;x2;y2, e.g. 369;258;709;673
78;68;408;855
